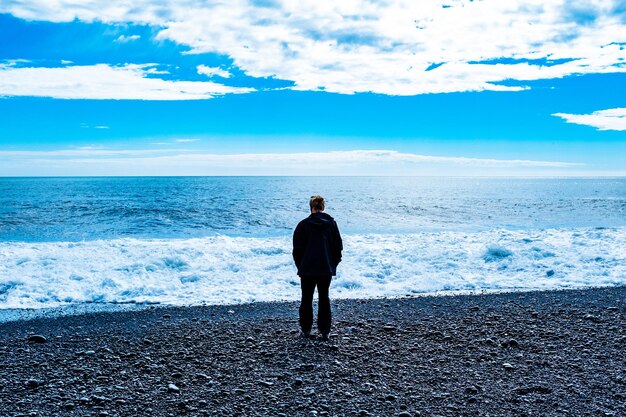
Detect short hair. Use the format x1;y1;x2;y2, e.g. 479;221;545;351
309;195;325;211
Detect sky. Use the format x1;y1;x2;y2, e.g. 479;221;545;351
0;0;625;176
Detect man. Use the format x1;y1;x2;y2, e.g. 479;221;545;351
292;195;343;341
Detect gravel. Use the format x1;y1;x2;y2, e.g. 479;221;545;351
0;286;625;416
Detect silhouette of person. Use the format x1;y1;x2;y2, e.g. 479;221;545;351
292;195;343;340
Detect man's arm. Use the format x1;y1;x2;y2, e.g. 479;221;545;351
292;222;305;266
332;221;343;266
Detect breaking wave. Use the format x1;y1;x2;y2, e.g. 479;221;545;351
1;228;625;309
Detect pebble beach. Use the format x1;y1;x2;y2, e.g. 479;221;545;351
1;286;625;417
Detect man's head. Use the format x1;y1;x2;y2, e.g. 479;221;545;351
309;195;325;213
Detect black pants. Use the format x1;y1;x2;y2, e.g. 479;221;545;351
299;275;332;335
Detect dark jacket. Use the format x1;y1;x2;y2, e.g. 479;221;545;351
293;212;343;277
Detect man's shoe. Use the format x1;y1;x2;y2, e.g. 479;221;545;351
301;330;311;339
321;333;329;341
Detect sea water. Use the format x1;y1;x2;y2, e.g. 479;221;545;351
0;177;625;309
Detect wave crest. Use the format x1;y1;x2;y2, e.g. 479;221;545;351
1;228;625;309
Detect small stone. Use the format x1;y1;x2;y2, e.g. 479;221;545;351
584;314;600;322
383;325;397;331
259;380;274;387
168;383;180;393
546;270;555;277
163;314;171;318
385;394;397;401
172;372;183;378
293;378;304;387
26;379;43;389
143;338;153;345
91;395;109;404
500;339;519;348
27;335;47;343
465;386;479;395
512;386;553;395
503;363;516;370
398;413;412;417
358;411;369;416
84;350;96;356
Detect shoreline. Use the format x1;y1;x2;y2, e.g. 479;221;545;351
1;284;622;324
1;286;624;416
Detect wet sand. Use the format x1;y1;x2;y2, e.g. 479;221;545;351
1;286;625;416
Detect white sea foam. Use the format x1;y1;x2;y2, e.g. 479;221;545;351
1;229;625;309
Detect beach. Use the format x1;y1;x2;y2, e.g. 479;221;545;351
3;2;626;416
1;286;624;417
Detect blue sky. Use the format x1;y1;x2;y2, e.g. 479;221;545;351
0;1;625;176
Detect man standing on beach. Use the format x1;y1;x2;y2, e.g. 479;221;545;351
292;195;343;341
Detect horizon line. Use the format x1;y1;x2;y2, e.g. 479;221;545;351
2;175;626;179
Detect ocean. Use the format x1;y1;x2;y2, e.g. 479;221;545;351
1;177;625;309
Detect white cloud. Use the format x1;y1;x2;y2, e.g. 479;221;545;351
0;63;254;99
169;150;580;168
197;65;232;78
553;108;626;131
151;139;199;144
115;34;141;43
2;1;625;95
75;146;106;150
0;149;583;176
2;58;30;65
